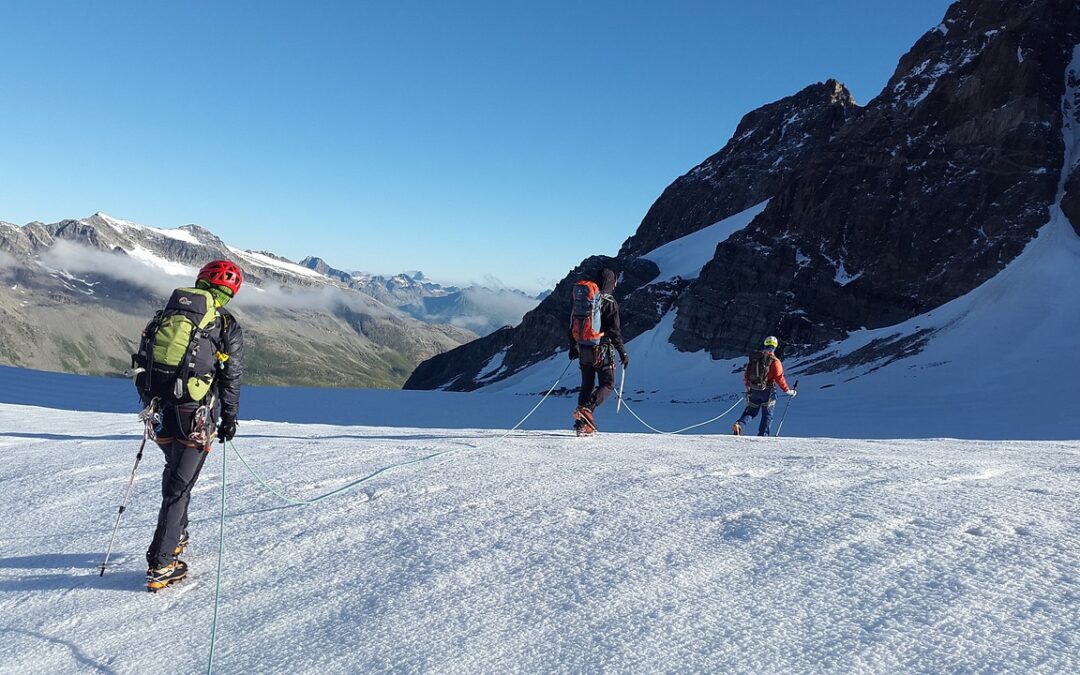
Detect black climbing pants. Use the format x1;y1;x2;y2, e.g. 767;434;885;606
146;405;211;568
578;344;616;410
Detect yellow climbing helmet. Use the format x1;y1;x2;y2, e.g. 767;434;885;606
763;335;779;349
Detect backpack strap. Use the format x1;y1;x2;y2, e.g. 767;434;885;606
136;311;165;394
172;320;203;399
762;352;776;389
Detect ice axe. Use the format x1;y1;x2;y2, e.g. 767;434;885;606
616;362;626;414
776;379;799;437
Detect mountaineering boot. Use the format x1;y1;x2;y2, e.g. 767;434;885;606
574;407;597;436
147;559;188;592
173;530;189;557
732;422;742;436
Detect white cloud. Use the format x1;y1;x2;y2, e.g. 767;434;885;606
0;250;17;270
40;240;189;296
38;240;398;319
235;281;394;318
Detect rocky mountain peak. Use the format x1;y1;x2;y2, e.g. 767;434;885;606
822;78;856;106
618;79;859;257
300;256;333;276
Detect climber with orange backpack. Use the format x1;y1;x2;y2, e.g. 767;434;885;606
568;268;628;436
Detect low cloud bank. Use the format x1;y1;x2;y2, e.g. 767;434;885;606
39;240;399;319
41;240;189;296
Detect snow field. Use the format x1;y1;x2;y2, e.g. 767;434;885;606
0;404;1076;674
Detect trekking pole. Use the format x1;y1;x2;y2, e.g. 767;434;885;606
775;379;799;438
99;402;158;575
616;363;626;414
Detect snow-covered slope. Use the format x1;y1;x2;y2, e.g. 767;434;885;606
1;403;1075;674
641;201;768;284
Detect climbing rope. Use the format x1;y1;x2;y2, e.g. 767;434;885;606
615;389;743;435
228;359;574;505
202;360;574;673
199;359;756;672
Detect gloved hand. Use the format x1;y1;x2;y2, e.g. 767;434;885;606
218;415;237;442
619;351;629;369
568;347;579;361
786;389;797;398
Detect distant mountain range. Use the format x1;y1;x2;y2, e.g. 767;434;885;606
0;212;537;387
299;257;541;337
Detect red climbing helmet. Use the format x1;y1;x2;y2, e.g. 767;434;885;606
196;260;244;296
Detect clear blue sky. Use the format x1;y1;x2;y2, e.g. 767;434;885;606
1;1;953;293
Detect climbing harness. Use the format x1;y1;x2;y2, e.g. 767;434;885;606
187;396;216;449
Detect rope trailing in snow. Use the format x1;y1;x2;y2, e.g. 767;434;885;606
228;360;574;506
199;360;749;672
230;441;463;506
614;388;743;435
201;362;574;672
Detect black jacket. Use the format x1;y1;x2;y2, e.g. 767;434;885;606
214;309;244;419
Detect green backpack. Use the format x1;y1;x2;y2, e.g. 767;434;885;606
133;287;222;403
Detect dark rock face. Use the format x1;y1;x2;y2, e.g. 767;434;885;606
672;0;1080;358
1065;53;1080;234
619;80;858;257
1063;166;1080;235
405;327;517;392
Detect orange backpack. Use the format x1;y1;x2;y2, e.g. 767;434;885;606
569;280;605;346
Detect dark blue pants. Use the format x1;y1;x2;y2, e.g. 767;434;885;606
737;389;776;436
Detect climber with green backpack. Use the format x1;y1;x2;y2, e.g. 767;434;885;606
131;259;246;592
